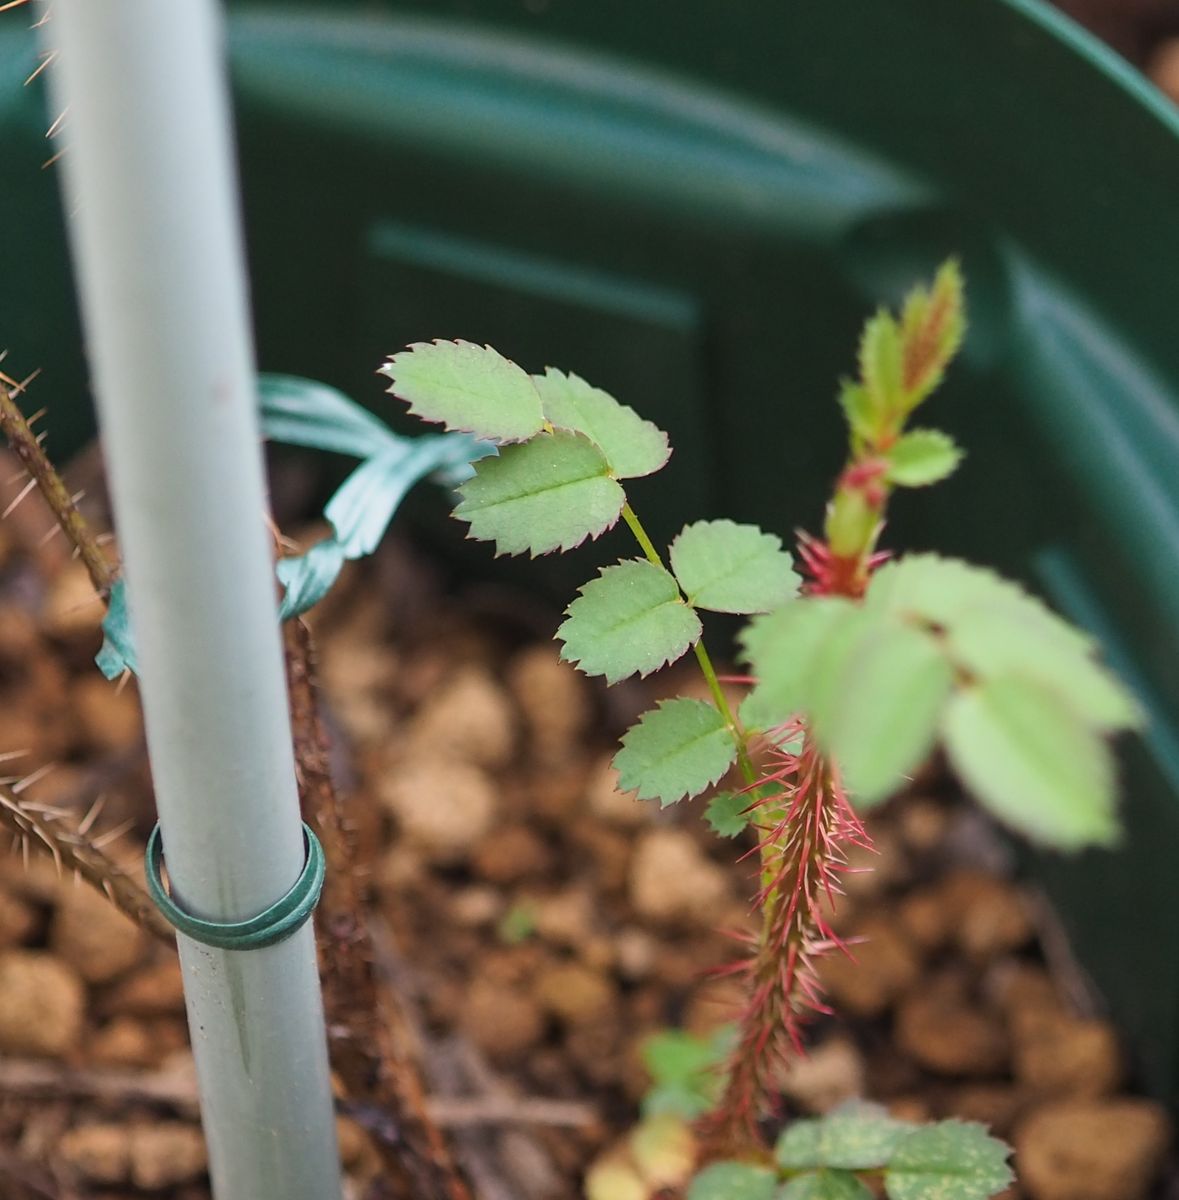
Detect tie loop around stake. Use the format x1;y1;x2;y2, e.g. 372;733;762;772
145;822;325;951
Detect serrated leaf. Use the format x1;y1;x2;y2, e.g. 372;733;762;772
558;560;700;684
781;1171;874;1200
859;310;903;416
898;259;966;412
614;699;737;806
943;677;1119;850
381;340;544;443
886;429;962;487
259;373;401;458
670;520;800;615
838;380;876;442
687;1162;778;1200
884;1121;1013;1200
866;555;1095;659
776;1104;915;1171
533;367;669;479
809;620;954;807
739;598;860;729
454;430;624;556
705;790;752;838
946;607;1141;732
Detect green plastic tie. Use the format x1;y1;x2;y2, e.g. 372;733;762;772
146;822;325;951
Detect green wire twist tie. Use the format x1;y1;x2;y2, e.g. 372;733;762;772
146;822;325;951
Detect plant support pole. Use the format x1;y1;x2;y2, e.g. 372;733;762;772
43;4;341;1197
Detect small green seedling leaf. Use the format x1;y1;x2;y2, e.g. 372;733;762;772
614;698;737;805
381;340;544;443
884;1121;1013;1200
687;1162;778;1200
705;790;752;838
455;430;624;556
885;429;963;487
558;560;701;684
838;381;877;443
670;520;801;615
860;309;904;420
943;677;1119;850
898;259;966;412
776;1103;914;1171
641;1025;735;1119
533;368;670;479
740;598;859;729
781;1171;874;1200
809;620;954;807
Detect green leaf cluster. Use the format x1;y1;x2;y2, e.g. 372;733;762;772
385;340;801;807
688;1108;1013;1200
742;554;1140;848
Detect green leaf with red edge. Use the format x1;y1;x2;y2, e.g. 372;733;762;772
884;1120;1013;1200
670;519;800;615
898;259;966;413
885;429;963;487
614;699;737;806
380;340;544;443
859;309;904;421
533;367;669;479
558;560;701;684
454;430;624;556
942;677;1119;850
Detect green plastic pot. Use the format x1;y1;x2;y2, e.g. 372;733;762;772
2;0;1178;1102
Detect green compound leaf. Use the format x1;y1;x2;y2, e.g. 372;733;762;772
687;1162;778;1200
946;606;1142;732
884;1121;1014;1200
558;560;701;684
641;1027;732;1119
614;698;737;806
454;430;625;556
776;1104;915;1171
705;790;752;838
670;520;801;615
380;340;544;443
533;368;669;479
866;555;1093;657
810;620;954;808
943;677;1119;850
739;598;860;730
781;1171;874;1200
885;429;963;487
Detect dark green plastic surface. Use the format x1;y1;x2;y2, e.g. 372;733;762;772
3;1;1179;1100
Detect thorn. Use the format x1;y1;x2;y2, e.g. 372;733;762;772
36;523;62;547
0;749;29;764
69;489;85;505
2;477;37;519
0;0;30;12
13;762;53;794
92;818;135;849
45;104;69;140
24;49;54;86
77;793;106;836
115;669;131;695
4;468;30;486
25;407;47;426
15;368;41;394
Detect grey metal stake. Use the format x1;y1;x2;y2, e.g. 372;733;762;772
42;3;342;1196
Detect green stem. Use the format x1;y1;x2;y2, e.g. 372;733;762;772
620;503;758;787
